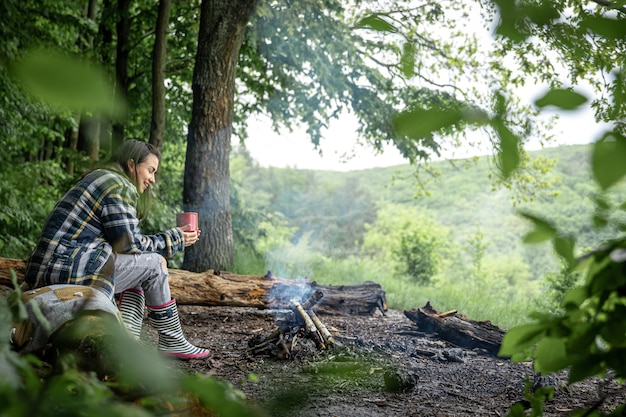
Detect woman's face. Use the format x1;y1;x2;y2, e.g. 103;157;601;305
130;153;159;193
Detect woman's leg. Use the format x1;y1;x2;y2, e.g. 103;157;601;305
113;253;209;359
113;253;170;306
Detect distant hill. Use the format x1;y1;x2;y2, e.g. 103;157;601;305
245;143;624;280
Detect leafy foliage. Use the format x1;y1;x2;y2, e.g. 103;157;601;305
11;49;125;119
362;204;452;284
0;274;265;417
239;0;536;167
487;1;626;415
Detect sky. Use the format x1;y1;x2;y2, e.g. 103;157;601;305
238;101;610;172
237;7;613;173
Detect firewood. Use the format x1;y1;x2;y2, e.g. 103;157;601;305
292;300;325;350
248;302;337;359
247;327;282;353
308;309;333;346
300;290;324;310
290;333;298;351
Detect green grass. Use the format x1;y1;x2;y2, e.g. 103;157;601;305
250;253;544;331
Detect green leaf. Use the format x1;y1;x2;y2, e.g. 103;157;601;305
533;337;569;373
568;355;604;384
568;322;597;351
494;122;520;178
581;16;626;40
534;88;588;110
492;0;530;42
553;235;576;269
506;402;527;417
355;14;397;33
181;374;259;417
11;48;127;119
400;42;416;78
591;132;626;190
393;108;463;139
523;3;560;26
518;211;557;243
601;320;626;346
499;323;547;358
561;286;588;309
592;214;608;228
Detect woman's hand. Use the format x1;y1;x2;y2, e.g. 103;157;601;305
180;225;201;247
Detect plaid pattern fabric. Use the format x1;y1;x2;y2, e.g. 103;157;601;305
25;169;185;297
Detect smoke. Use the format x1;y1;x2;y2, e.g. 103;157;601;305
265;276;312;308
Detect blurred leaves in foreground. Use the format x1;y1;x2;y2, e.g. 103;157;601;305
10;48;127;119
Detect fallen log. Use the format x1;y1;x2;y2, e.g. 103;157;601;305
404;301;505;355
0;257;387;316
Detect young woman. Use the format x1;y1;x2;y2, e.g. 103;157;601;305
25;139;209;359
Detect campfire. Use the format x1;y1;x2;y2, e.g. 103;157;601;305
247;290;335;359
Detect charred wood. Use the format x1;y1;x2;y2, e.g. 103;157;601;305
292;300;325;350
404;301;505;355
247;298;336;359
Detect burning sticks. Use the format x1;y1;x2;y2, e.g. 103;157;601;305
247;291;335;359
292;300;326;350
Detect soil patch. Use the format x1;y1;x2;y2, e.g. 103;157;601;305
162;305;626;417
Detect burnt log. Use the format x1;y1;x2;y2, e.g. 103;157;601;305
0;257;387;316
404;301;505;355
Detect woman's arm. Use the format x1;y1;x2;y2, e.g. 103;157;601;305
100;174;186;258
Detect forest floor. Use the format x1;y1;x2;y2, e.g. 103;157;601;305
158;304;626;417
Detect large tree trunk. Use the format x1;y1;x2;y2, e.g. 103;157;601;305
112;0;131;150
66;0;100;174
183;0;259;272
78;116;101;161
149;0;171;151
96;0;115;155
0;258;387;316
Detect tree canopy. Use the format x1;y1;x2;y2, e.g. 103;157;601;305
0;0;553;270
1;0;624;267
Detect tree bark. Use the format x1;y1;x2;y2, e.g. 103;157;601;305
112;0;131;150
66;0;100;174
149;0;172;151
0;257;387;316
95;0;115;155
183;0;259;272
78;116;102;161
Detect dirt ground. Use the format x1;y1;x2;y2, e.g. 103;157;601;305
157;304;626;417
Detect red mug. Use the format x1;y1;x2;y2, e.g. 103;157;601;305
176;212;198;232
